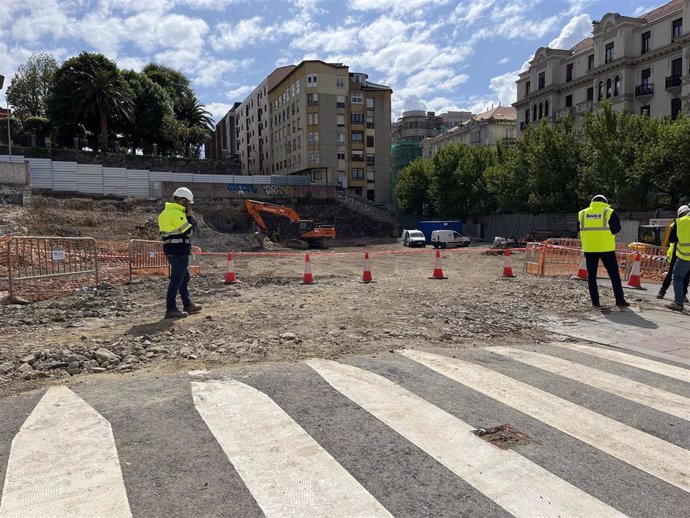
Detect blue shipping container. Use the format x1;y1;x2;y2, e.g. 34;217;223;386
418;220;463;242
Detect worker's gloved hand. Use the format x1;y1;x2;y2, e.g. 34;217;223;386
187;215;199;230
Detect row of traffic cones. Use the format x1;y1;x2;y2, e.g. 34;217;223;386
224;249;518;284
571;252;645;289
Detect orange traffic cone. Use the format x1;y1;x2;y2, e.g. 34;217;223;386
362;252;373;283
502;249;515;278
626;252;646;289
572;254;588;281
302;254;314;284
430;249;447;279
223;252;237;284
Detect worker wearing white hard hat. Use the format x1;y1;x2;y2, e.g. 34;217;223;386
577;195;629;309
157;187;202;319
660;204;690;308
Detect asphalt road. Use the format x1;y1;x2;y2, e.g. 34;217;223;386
0;342;688;518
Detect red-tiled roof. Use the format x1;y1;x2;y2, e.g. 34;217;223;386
642;0;682;23
570;37;594;54
474;106;517;121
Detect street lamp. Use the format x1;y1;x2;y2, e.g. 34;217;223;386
0;74;9;159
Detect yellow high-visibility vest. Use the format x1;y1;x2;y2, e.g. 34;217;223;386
676;215;690;261
158;202;192;238
578;201;616;253
666;221;677;262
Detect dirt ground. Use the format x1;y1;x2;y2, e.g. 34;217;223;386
0;241;624;397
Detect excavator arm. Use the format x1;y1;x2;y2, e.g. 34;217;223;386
244;200;301;231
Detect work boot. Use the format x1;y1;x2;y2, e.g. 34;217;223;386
616;300;630;308
165;308;188;319
666;302;684;312
184;302;203;314
656;290;665;299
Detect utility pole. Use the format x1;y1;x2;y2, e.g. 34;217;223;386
0;74;9;159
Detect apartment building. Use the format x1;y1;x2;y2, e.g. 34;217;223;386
514;0;690;136
205;102;241;160
421;106;517;158
258;60;392;203
391;110;472;144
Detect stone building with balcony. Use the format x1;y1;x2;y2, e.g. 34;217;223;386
514;0;690;136
421;106;517;158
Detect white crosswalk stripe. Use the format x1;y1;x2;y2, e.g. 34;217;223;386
307;359;627;518
191;379;393;518
551;342;690;382
489;346;690;420
401;349;690;492
0;387;131;518
1;344;688;517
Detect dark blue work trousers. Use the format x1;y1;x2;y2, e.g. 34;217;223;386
166;254;191;310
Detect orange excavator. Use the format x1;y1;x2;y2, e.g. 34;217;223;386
244;199;336;249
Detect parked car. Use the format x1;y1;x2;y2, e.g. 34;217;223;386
402;229;427;247
431;229;471;248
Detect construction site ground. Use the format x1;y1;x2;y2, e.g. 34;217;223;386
1;195;687;398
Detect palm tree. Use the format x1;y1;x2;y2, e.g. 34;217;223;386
71;68;134;151
177;91;214;132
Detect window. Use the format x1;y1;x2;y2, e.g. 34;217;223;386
587;87;594;101
366;116;375;129
538;71;545;89
351;150;364;162
336;95;346;108
605;42;614;63
313;170;323;180
614;76;620;96
307;93;318;106
337;133;345;144
308;150;320;163
545;100;549;116
352;168;364;180
307;113;319;125
307;74;318;87
351;113;364;124
337;152;346;160
671;98;682;120
351;131;363;143
588;54;594;71
351;92;363;104
337;114;345;126
366;135;374;147
366;154;375;166
336;76;345;88
642;31;651;54
366;98;374;109
673;18;682;39
538;102;543;119
606;78;612;98
524;109;529;122
566;64;573;82
565;95;573;107
641;68;651;86
640;105;650;116
367;190;375;201
598;81;604;101
308;131;319;143
525;81;531;96
532;105;537;121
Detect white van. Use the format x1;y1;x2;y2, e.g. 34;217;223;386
431;230;471;248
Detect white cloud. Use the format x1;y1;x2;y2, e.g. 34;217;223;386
489;69;519;105
292;26;360;53
548;14;592;50
206;102;233;121
211;16;274;51
451;0;496;24
226;84;256;100
11;0;69;42
117;56;148;71
348;0;449;14
194;58;253;87
498;57;510;64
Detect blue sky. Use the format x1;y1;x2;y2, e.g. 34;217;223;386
0;0;658;121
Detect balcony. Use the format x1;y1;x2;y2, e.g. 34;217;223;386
635;84;654;97
555;107;575;120
665;75;682;92
576;100;593;113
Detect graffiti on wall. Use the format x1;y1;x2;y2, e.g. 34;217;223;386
226;183;258;193
335;191;394;224
260;185;336;198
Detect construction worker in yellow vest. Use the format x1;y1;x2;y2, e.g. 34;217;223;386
158;187;202;319
577;195;629;309
666;210;690;312
657;205;690;301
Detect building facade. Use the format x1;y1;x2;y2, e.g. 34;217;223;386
515;0;690;136
421;106;517;158
230;61;392;203
205;102;240;160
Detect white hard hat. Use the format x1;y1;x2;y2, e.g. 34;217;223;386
677;204;690;217
591;194;608;203
173;187;194;204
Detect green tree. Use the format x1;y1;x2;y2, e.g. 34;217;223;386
142;63;193;116
48;52;134;151
396;157;433;217
177;90;214;132
6;53;58;118
120;70;173;152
